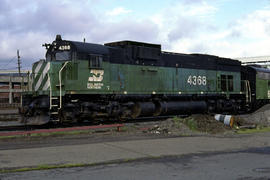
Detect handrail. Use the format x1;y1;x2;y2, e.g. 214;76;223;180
245;80;251;103
48;73;52;110
59;61;70;109
247;80;251;103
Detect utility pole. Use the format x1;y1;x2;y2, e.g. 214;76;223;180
17;50;21;76
17;50;23;106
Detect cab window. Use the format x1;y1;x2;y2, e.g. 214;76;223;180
55;44;71;61
55;51;70;61
228;75;234;91
221;75;227;91
89;55;102;68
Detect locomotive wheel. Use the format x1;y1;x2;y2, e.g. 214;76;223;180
20;109;50;125
76;116;84;123
59;108;82;123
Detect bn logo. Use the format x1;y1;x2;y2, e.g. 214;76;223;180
88;70;104;82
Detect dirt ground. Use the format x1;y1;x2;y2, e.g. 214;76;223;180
237;104;270;127
120;115;232;137
120;104;270;136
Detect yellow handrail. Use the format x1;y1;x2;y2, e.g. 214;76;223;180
59;61;70;109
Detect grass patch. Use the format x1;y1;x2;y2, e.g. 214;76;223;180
118;126;128;132
173;116;198;131
0;135;17;139
0;130;93;140
172;116;182;128
30;130;91;137
237;126;270;134
0;125;124;140
183;117;197;131
0;163;87;173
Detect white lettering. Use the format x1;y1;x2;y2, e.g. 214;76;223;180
87;83;104;89
187;75;207;86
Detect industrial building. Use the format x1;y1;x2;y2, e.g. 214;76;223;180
236;56;270;68
0;70;29;107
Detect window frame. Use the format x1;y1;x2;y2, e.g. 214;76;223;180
227;75;234;91
88;54;103;68
220;74;234;92
220;75;227;91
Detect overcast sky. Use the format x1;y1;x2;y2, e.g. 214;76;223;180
1;0;270;70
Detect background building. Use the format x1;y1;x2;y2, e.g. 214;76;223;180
0;70;29;107
236;56;270;68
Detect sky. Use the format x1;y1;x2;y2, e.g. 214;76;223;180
1;0;270;70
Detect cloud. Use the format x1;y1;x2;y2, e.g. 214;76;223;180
106;7;132;16
154;1;270;58
168;17;202;42
206;8;270;58
1;0;270;70
149;1;218;51
0;0;158;69
182;0;204;4
89;19;159;43
3;1;98;34
0;0;10;14
0;0;100;69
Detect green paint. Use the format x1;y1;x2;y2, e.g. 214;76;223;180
256;75;270;100
29;59;243;97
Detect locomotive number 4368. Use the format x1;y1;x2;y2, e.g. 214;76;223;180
187;75;207;86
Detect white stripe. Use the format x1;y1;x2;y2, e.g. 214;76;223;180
35;62;50;91
34;61;43;78
42;73;50;90
35;74;43;91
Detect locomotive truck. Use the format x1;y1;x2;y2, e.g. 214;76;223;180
19;35;270;124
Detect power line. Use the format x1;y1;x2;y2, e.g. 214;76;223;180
0;67;19;70
0;56;17;69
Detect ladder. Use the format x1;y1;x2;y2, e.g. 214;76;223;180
48;61;70;122
48;73;60;122
50;96;60;122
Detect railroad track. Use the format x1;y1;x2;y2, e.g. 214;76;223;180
0;124;50;132
0;115;187;134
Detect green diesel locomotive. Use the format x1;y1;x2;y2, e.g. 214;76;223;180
20;35;270;124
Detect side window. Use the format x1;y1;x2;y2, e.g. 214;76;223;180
89;55;102;68
228;75;234;91
268;80;270;87
220;74;234;91
221;75;227;91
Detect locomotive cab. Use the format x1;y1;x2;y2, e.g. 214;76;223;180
44;35;109;63
45;35;72;62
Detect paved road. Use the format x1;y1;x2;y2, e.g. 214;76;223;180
0;132;270;179
0;133;270;170
1;147;270;180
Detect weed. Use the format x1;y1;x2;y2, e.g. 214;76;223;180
183;117;197;131
172;116;183;128
172;116;198;131
237;127;270;134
